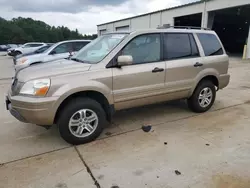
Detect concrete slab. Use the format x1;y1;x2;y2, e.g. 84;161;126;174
77;104;250;188
0;82;70;164
1;56;250;165
0;56;15;80
0;147;96;188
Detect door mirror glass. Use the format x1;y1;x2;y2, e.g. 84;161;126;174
117;55;133;66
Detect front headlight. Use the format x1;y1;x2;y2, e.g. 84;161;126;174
20;79;50;96
17;58;27;65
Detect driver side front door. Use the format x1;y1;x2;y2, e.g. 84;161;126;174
112;33;166;110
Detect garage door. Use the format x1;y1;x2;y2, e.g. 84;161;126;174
99;29;107;35
116;26;130;32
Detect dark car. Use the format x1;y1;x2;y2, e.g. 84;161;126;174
13;44;53;65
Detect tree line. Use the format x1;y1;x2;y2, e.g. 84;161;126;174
0;17;97;44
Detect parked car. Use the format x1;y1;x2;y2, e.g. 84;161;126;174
7;44;18;49
6;28;230;145
0;45;8;51
6;44;19;54
13;44;53;65
8;42;46;56
14;40;91;71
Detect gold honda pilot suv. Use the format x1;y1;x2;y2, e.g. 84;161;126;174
6;28;230;145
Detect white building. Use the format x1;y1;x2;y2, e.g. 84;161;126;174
97;0;250;58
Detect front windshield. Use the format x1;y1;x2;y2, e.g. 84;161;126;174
35;45;50;53
72;34;128;64
43;43;58;53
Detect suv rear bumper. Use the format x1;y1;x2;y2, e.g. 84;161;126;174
218;74;230;89
6;93;59;126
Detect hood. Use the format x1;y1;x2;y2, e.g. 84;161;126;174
16;53;46;63
17;59;91;82
14;47;22;51
8;47;15;51
25;53;46;60
15;52;35;60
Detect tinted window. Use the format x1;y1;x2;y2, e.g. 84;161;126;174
23;44;33;48
190;34;199;56
73;41;89;51
121;34;161;64
35;46;50;53
164;33;194;60
30;44;43;47
197;33;223;56
52;43;72;54
23;44;42;48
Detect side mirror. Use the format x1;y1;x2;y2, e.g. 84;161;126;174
50;51;56;55
117;55;133;67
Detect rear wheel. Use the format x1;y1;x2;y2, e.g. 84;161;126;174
57;97;106;145
187;80;216;113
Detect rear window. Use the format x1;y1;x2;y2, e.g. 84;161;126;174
197;33;224;56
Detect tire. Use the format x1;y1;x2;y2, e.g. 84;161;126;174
187;80;216;113
14;51;22;56
57;97;106;145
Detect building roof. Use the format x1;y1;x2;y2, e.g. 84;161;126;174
97;0;211;26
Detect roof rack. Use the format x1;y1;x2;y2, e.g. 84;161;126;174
157;24;211;30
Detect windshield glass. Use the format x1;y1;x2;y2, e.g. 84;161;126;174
35;45;51;53
43;43;58;53
72;34;128;64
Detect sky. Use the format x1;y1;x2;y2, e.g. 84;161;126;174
0;0;198;34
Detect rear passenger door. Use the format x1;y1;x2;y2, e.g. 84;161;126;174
164;33;202;95
196;33;228;76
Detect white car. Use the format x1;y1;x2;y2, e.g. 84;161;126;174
8;42;46;56
15;40;91;72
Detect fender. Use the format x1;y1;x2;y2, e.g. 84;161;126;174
52;80;113;111
189;68;219;96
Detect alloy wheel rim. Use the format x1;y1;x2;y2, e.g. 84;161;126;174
198;87;213;108
68;109;98;138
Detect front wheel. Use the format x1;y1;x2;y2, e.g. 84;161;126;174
57;98;106;145
187;80;216;113
13;51;22;57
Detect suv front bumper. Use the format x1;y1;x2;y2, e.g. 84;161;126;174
6;93;59;126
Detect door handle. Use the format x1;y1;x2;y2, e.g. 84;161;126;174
194;62;203;67
152;67;164;73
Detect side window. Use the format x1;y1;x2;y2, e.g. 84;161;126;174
73;42;89;51
30;44;43;47
189;34;199;56
197;33;224;56
52;43;72;54
35;46;50;53
121;34;161;64
23;44;33;48
164;33;193;60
